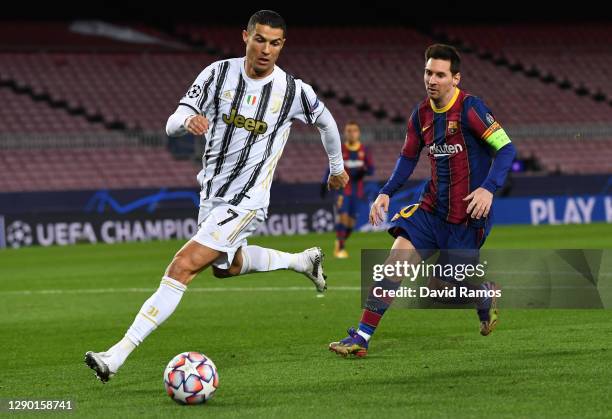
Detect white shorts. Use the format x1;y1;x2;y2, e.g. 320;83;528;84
192;199;265;269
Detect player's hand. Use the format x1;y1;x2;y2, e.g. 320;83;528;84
463;187;493;219
185;115;209;135
327;171;349;190
369;194;390;225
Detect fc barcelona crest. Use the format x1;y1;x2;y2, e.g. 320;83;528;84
447;121;458;135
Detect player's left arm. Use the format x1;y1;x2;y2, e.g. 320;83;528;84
315;107;348;190
295;81;348;190
464;98;517;218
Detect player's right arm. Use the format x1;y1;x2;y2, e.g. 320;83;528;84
166;63;217;137
370;108;423;225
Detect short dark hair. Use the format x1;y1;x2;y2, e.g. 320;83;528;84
247;10;287;37
425;44;461;75
345;120;360;128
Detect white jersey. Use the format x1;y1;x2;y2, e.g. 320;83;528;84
179;57;325;211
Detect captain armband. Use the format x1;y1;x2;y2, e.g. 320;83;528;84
482;122;511;151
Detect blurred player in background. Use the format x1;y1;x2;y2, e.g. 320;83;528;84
329;44;516;357
321;121;374;258
85;9;348;382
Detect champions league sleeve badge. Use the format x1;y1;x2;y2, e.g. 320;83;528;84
187;84;202;99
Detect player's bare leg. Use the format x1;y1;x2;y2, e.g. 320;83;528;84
329;236;420;357
85;240;221;383
212;246;327;293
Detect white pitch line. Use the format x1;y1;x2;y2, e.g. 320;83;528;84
0;286;362;296
1;283;610;297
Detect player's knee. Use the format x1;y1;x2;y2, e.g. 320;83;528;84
167;254;200;283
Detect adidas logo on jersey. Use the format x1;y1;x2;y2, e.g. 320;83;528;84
222;108;268;134
429;143;463;158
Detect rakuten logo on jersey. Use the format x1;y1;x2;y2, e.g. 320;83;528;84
428;143;464;158
344;159;364;169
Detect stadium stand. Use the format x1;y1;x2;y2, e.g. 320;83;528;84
0;52;217;131
0;147;196;192
434;23;612;101
178;25;611;124
0;22;610;192
0;87;107;133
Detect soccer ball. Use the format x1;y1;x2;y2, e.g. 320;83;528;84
163;352;219;405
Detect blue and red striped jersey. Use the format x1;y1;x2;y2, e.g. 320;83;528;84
341;142;374;198
402;89;510;224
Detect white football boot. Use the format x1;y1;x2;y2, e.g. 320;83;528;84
301;247;327;293
84;351;116;383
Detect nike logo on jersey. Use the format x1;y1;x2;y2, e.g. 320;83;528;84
222;108;268;134
421;124;431;133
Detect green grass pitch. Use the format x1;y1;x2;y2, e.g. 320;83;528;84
1;223;611;418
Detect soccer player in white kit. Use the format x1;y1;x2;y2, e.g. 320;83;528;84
85;10;349;382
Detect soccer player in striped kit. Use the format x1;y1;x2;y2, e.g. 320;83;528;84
85;10;349;382
330;44;516;357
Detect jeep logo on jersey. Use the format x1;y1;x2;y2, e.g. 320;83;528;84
222;108;268;134
429;143;464;158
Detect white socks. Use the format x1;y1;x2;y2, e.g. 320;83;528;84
104;248;305;373
107;276;186;371
357;330;372;342
125;276;186;345
240;245;307;274
104;336;136;372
